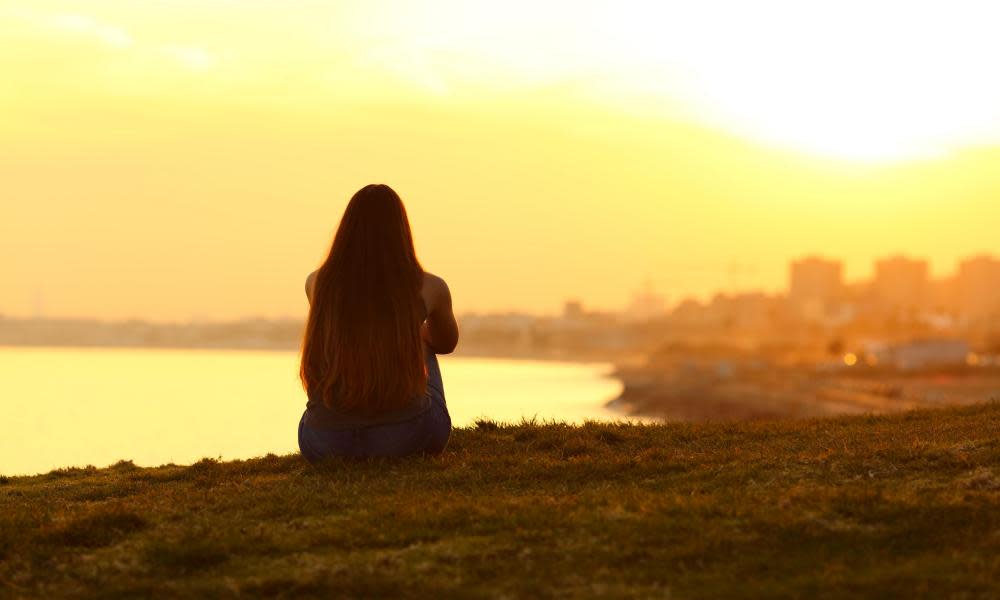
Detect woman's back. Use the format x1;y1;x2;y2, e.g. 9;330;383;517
296;184;458;459
302;271;457;430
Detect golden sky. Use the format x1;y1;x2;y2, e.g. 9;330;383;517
2;1;999;321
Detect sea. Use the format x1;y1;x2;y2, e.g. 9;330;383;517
0;347;627;476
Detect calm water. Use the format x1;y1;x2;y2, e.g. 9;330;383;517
0;347;625;476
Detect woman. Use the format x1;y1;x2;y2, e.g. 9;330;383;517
298;184;459;460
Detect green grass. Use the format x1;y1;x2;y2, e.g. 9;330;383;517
2;403;999;599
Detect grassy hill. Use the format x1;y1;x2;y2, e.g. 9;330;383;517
2;403;999;599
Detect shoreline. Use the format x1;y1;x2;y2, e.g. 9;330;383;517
0;342;622;366
611;362;1000;422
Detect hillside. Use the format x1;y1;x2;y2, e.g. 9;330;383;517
2;403;999;599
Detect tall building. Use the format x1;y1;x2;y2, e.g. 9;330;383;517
926;276;958;313
873;256;929;314
956;255;1000;322
789;256;843;320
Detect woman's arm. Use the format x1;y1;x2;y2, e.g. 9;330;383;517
421;273;459;354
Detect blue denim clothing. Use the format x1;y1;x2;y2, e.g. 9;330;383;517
298;351;451;459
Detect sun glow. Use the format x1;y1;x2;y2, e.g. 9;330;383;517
5;1;1000;162
651;1;1000;162
350;0;1000;162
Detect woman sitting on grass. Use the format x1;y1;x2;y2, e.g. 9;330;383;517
298;184;459;459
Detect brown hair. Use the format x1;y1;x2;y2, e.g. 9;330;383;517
300;184;427;412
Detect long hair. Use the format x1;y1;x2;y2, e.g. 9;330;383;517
300;184;427;412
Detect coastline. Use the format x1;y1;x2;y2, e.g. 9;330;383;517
610;361;1000;422
0;342;624;368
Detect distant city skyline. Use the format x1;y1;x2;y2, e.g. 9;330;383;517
7;252;997;324
478;251;1000;318
0;253;1000;322
6;252;997;360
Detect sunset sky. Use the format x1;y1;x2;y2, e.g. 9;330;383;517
3;0;1000;321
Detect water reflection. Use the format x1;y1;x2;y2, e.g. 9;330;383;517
0;347;624;476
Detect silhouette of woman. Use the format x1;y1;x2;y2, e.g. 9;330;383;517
298;184;458;459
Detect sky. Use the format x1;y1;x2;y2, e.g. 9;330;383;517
2;0;1000;321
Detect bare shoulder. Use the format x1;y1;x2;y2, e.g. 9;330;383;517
421;272;452;311
305;270;319;301
422;271;448;293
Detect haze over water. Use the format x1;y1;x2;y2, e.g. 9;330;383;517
0;347;624;476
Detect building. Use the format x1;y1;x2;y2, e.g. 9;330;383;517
870;339;970;371
625;282;666;322
873;256;929;315
956;255;1000;323
562;300;585;320
703;292;783;331
926;276;958;314
789;256;843;321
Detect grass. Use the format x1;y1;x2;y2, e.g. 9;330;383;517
1;403;999;599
